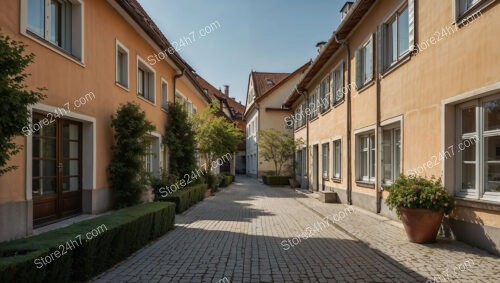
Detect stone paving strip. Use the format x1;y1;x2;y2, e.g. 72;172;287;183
92;176;500;282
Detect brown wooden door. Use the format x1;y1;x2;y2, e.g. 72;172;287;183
33;114;82;226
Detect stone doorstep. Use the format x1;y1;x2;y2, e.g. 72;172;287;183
319;191;338;203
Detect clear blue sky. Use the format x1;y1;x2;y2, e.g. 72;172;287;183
138;0;344;104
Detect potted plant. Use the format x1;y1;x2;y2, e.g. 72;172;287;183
385;175;454;243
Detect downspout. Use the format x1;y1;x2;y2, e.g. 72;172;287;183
173;69;185;104
256;103;260;179
375;63;382;213
335;34;352;205
298;88;310;191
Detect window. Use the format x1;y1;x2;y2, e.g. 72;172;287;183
319;75;331;113
161;80;168;110
322;143;329;179
382;127;401;185
332;63;344;104
358;133;375;182
295;103;305;129
385;6;410;67
296;150;302;176
355;36;373;88
26;0;83;60
116;41;129;88
143;141;154;174
310;87;319;119
456;94;500;200
333;139;342;180
458;0;481;16
138;57;155;103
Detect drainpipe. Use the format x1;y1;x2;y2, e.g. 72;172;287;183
256;102;260;179
375;64;382;213
298;88;310;191
173;69;185;104
335;34;352;205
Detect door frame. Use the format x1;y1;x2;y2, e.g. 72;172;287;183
313;144;319;192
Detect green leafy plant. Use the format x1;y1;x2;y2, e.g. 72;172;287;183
164;102;197;177
192;102;243;170
385;175;454;217
108;103;155;208
0;33;45;175
258;129;304;176
151;172;179;200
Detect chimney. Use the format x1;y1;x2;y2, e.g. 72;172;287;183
340;1;354;21
224;85;229;96
316;41;327;53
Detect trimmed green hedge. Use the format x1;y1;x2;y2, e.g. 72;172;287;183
159;184;207;213
0;202;175;283
219;174;234;188
262;175;290;186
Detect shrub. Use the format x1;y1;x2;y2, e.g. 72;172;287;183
0;202;175;282
151;173;179;200
205;172;218;191
108;103;155;208
158;184;207;213
0;33;45;175
263;175;290;186
385;175;454;218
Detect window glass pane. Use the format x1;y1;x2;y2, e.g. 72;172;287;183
28;0;45;37
33;138;56;158
63;159;79;176
50;0;62;46
370;135;375;179
461;164;475;191
162;83;168;108
485;136;500;192
461;106;476;134
33;178;56;195
398;7;409;55
382;130;393;182
462;139;476;161
484;99;500;131
138;69;144;95
390;19;397;63
364;42;372;82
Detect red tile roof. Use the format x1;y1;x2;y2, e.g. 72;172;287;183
195;75;245;119
251;72;291;98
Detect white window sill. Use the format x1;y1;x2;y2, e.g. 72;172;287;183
116;82;130;92
137;95;156;106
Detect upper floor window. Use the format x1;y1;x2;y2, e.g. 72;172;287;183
137;57;155;103
355;36;373;89
310;87;319;119
385;6;409;67
319;75;331;113
456;94;500;201
26;0;83;60
116;40;129;88
458;0;481;16
161;79;168;110
332;63;344;104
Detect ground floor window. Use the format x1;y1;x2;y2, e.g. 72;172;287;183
456;94;500;201
382;126;401;185
322;143;329;179
332;139;342;180
358;133;375;182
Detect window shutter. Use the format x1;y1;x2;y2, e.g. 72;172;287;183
408;0;415;52
355;49;362;89
367;34;374;81
377;25;384;74
339;62;345;100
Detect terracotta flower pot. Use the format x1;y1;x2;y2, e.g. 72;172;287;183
399;208;444;243
207;189;214;197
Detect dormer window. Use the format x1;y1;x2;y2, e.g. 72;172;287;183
265;78;274;85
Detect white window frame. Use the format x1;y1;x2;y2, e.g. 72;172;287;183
332;139;342;180
319;75;331;113
356;36;373;88
322;143;329;179
384;5;410;67
310;87;319;119
357;132;376;183
332;62;344;104
137;56;156;104
21;0;84;62
381;124;402;185
455;93;500;202
116;39;129;89
161;78;168;110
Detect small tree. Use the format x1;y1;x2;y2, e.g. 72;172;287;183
192;103;243;171
164;102;197;177
258;129;303;176
108;103;155;208
0;33;45;175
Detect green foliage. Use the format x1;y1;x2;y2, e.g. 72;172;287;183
218;173;234;188
164;102;197;176
262;175;290;186
108;103;155;208
0;202;175;283
205;172;218;191
258;129;304;176
385;175;455;218
0;33;45;175
158;184;207;213
151;172;179;200
192;102;243;167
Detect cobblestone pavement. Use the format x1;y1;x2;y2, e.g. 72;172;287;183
93;176;500;283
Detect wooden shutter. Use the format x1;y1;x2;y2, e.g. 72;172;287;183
367;34;374;82
408;0;415;52
377;25;384;74
355;49;362;89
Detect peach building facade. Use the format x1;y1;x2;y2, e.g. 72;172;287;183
284;0;500;254
0;0;211;242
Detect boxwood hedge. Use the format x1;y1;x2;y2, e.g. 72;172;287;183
158;183;207;213
262;175;290;186
0;202;175;283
